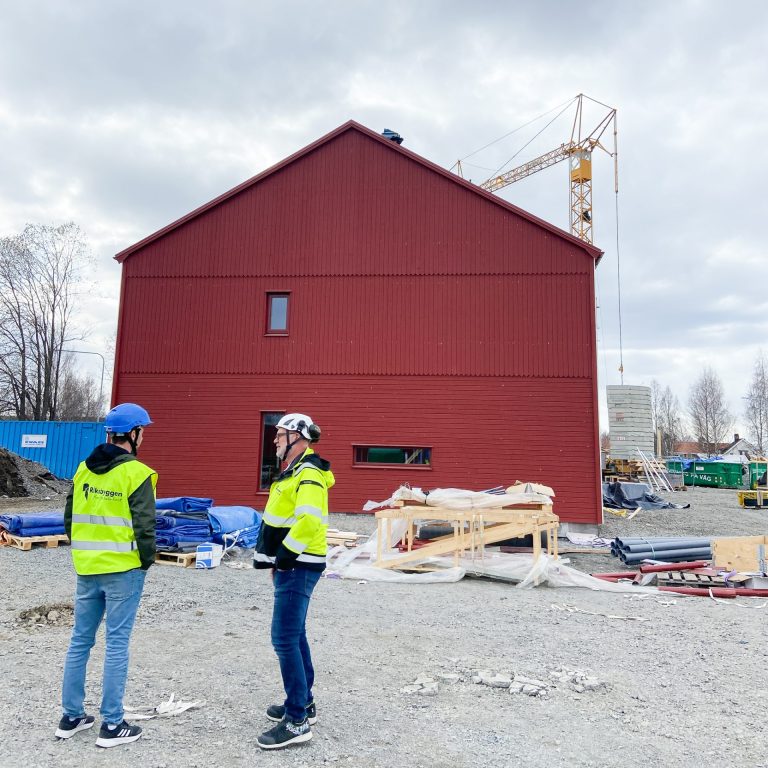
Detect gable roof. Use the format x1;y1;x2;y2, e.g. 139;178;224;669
115;119;604;263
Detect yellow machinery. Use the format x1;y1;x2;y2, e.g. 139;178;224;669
472;94;617;246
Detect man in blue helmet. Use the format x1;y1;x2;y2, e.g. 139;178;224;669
56;403;157;749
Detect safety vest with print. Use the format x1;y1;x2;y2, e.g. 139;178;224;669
70;459;157;575
254;448;334;570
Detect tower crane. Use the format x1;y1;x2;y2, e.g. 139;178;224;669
471;94;617;246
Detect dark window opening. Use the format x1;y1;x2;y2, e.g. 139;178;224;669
259;412;284;489
267;293;289;334
353;446;432;467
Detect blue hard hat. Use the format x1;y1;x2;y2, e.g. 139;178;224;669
105;403;153;433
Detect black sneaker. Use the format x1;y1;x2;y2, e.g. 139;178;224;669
265;700;317;725
257;717;312;749
95;720;143;748
55;714;95;739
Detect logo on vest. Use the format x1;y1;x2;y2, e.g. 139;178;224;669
82;483;123;501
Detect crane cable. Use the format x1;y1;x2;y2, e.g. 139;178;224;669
452;96;576;174
615;189;625;385
611;117;625;385
484;99;576;182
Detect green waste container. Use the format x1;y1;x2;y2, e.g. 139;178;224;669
683;461;744;488
750;461;768;489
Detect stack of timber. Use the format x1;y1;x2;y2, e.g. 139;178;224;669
326;529;365;548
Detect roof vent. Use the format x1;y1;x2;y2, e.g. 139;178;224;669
382;129;403;145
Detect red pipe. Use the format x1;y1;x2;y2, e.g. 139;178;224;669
639;560;709;574
592;572;638;580
659;586;768;598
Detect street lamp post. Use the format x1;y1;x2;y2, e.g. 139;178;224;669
61;349;106;411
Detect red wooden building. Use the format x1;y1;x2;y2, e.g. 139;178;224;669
113;120;603;523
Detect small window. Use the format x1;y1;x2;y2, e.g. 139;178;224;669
259;412;285;489
266;293;289;334
353;445;432;467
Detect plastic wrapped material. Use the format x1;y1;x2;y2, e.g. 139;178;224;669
467;552;658;593
328;563;465;583
327;529;657;592
362;484;553;513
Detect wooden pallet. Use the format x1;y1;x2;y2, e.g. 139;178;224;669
155;550;197;568
655;570;728;588
0;532;69;550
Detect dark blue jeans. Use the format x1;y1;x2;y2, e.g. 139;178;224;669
271;568;322;722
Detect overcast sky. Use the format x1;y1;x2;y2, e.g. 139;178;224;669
2;0;766;437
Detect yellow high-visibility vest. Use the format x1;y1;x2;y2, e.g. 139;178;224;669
262;449;333;561
70;459;157;575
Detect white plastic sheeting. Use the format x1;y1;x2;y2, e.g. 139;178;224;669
326;535;657;593
362;484;554;513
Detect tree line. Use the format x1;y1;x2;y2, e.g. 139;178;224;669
0;223;104;421
649;359;768;457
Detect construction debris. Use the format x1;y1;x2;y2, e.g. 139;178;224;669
0;447;71;498
16;603;74;628
124;693;205;720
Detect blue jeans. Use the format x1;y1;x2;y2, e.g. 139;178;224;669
61;568;146;724
271;568;322;722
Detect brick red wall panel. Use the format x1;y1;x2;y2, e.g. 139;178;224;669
117;375;600;524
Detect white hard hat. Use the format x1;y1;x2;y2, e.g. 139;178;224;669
276;413;320;442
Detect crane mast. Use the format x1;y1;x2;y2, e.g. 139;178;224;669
478;95;617;246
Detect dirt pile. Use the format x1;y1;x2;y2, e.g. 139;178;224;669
0;447;71;498
16;603;74;628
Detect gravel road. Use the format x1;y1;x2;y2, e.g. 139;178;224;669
1;486;767;768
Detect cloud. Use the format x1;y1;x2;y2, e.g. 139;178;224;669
2;0;767;434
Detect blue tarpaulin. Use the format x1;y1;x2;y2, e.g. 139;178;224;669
153;500;262;550
156;497;214;512
0;511;65;537
208;506;261;548
155;512;212;549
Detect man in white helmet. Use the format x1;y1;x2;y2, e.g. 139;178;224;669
253;413;334;750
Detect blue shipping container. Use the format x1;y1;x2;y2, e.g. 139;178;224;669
0;421;104;479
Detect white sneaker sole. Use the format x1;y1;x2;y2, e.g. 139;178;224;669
96;732;142;748
258;731;312;749
266;712;318;725
55;721;94;739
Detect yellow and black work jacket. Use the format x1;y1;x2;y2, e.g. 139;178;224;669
254;448;334;572
65;443;157;575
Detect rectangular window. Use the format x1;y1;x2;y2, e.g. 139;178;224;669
266;293;289;334
259;412;285;490
353;446;432;468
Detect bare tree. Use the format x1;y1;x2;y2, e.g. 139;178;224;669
688;367;733;456
744;351;768;455
651;378;685;456
56;356;106;420
0;223;89;419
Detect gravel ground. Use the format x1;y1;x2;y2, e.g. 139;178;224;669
1;487;767;768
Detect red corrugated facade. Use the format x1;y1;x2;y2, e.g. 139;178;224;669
113;121;603;523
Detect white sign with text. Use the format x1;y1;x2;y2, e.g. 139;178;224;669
21;434;47;448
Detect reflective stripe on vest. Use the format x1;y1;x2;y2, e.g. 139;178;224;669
71;540;138;552
262;511;295;527
283;534;307;554
72;513;134;528
70;458;156;575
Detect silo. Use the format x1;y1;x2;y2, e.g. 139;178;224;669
606;385;654;459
